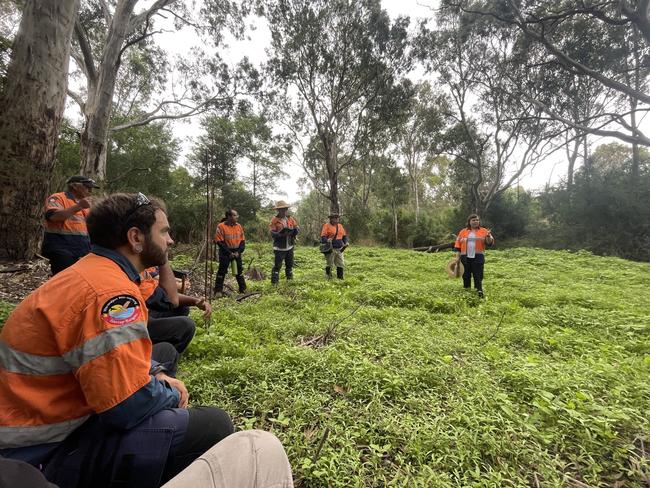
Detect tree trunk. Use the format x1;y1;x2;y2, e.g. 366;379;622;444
79;0;138;179
0;0;80;259
324;135;340;214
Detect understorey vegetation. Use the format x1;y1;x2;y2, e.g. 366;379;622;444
177;245;650;487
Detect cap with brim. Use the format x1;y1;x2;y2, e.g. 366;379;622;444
329;212;340;218
273;200;290;209
445;259;464;278
67;175;100;188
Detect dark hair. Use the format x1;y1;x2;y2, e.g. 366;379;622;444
87;193;166;249
466;214;480;229
220;209;236;223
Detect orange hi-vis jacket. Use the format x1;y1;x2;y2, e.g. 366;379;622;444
0;254;152;449
41;192;91;257
320;222;348;249
454;227;494;255
214;222;245;250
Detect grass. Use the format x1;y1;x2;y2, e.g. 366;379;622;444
180;245;650;487
2;246;648;486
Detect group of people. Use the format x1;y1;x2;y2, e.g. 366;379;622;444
0;179;295;488
0;176;496;488
212;199;350;295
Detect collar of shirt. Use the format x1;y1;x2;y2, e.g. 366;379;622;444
91;244;141;284
64;191;78;202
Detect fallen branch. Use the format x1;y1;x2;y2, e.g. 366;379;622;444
413;242;455;253
299;304;363;348
477;310;506;347
312;427;330;464
236;292;262;302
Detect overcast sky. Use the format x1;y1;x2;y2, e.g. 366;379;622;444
150;0;580;203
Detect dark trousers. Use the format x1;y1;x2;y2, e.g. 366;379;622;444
151;342;180;378
272;249;294;278
216;254;243;277
460;255;484;291
41;406;233;488
48;253;80;275
148;316;196;355
161;406;235;483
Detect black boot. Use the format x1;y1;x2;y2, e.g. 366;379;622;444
236;274;247;293
336;267;344;279
325;267;332;279
214;274;226;295
271;270;279;285
286;269;293;280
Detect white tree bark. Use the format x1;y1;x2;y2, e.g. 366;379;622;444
0;0;80;259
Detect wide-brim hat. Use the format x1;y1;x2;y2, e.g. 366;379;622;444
273;200;290;209
445;259;464;278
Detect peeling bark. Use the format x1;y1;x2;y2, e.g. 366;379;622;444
0;0;80;259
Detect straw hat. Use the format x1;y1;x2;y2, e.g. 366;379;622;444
273;200;290;209
445;259;464;278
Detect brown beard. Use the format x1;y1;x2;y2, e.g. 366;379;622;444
141;235;167;268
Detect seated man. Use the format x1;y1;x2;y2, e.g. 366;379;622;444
0;193;234;487
141;263;211;357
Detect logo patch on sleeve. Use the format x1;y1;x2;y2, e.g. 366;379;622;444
101;295;141;325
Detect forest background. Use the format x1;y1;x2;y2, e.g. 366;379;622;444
0;0;649;262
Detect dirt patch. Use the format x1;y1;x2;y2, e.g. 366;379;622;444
0;259;51;304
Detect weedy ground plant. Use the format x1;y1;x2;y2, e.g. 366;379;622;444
178;246;650;487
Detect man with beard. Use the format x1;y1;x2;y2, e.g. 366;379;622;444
0;193;257;486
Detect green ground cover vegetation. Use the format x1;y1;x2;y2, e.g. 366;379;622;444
177;245;650;487
1;246;648;486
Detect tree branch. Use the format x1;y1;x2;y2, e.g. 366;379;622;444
67;89;85;112
74;19;97;83
129;0;177;34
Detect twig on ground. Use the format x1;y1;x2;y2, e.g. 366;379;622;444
477;310;506;347
312;427;330;464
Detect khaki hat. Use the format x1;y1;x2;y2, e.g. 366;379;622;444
273;200;290;209
446;259;464;278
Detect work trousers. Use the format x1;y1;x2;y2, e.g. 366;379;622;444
41;406;233;488
324;248;345;268
272;249;294;278
148;316;196;354
163;430;294;488
217;254;243;277
47;253;81;276
460;255;484;291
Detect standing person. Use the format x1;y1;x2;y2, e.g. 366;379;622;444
320;212;349;279
453;213;495;298
41;175;99;275
214;209;247;295
269;200;300;284
0;193;235;486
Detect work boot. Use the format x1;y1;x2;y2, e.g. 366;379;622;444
325;266;332;279
286;269;293;280
477;290;484;298
236;274;247;293
214;274;226;295
336;267;344;280
271;270;279;285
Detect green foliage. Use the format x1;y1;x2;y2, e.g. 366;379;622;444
537;158;650;261
0;300;14;331
181;246;650;486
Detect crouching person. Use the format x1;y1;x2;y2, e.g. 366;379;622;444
0;193;236;487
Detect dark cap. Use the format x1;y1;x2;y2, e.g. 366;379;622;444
66;175;100;188
329;212;340;218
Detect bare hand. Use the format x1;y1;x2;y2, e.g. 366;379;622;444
78;197;92;209
195;297;212;320
156;373;189;408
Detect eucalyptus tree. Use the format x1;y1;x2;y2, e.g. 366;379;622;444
420;4;563;214
264;0;412;214
394;82;449;224
445;0;650;155
0;0;80;259
68;0;251;179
